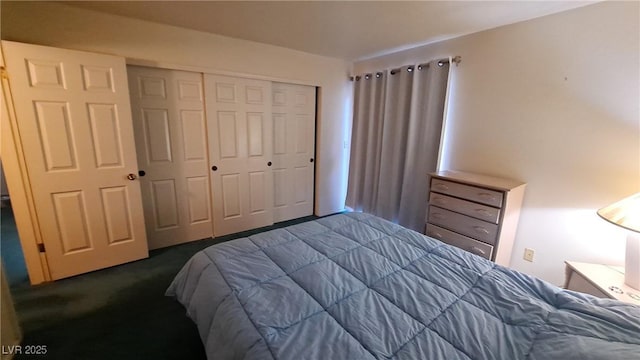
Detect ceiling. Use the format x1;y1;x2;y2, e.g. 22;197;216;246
62;1;598;61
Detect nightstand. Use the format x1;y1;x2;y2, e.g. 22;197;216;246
564;261;640;305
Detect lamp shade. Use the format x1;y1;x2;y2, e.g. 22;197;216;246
597;192;640;233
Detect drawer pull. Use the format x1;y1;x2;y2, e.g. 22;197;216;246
470;246;486;255
432;232;443;238
432;213;445;220
474;209;491;217
434;183;450;191
477;193;497;201
433;198;447;206
472;226;490;235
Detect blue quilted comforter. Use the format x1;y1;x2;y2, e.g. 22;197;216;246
167;213;640;359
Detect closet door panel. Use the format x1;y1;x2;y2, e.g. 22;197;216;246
205;74;273;236
186;176;211;224
128;66;212;249
87;103;124;168
221;173;242;219
142;108;173;163
150;179;179;229
272;83;316;222
249;171;268;214
181;110;207;161
248;113;265;157
218;111;242;159
3;41;148;280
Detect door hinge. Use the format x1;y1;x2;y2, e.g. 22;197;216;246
0;67;8;80
37;243;46;253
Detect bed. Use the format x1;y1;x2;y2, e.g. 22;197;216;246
167;212;640;359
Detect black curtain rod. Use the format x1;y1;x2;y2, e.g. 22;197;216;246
350;55;461;81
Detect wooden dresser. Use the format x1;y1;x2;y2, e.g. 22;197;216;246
425;170;526;266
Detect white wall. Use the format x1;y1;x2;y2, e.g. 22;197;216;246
355;1;640;285
0;1;353;217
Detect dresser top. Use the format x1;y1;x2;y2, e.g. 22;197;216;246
430;170;526;191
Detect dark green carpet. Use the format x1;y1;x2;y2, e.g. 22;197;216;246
5;212;316;360
1;205;29;286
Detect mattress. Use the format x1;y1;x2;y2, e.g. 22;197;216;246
167;212;640;359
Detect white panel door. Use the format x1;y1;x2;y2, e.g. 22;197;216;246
272;83;316;222
2;41;148;280
127;66;212;249
204;74;273;236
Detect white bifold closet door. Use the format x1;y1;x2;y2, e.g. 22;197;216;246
205;74;274;236
272;83;316;222
2;41;149;280
127;66;213;249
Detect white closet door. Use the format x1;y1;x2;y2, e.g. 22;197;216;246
205;74;273;236
272;83;316;222
2;41;148;280
127;66;213;249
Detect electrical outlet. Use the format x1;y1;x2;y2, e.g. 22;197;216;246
523;248;535;262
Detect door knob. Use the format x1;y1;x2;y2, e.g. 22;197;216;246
310;158;314;163
127;173;137;181
138;170;146;177
211;166;218;171
267;161;272;167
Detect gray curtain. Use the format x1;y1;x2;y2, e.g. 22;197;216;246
346;60;450;231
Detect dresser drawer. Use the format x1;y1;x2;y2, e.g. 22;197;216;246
426;224;494;260
431;178;504;207
429;192;500;224
427;206;498;244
